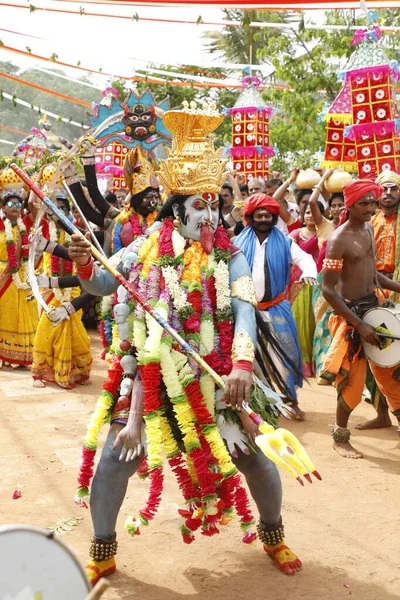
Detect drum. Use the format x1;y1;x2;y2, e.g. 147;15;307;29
0;525;90;599
362;306;400;367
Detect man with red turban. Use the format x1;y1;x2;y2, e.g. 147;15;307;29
321;178;400;459
235;193;318;420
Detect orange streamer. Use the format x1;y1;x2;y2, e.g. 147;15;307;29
0;71;92;107
0;44;285;89
0;124;30;136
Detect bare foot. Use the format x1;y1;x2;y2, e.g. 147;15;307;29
11;363;20;369
333;440;363;459
0;360;3;369
355;416;392;430
264;541;302;575
287;403;306;421
78;379;92;386
33;379;46;388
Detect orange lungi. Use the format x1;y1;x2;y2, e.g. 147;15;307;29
321;314;400;416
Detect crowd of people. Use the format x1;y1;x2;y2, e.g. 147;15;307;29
1;101;400;588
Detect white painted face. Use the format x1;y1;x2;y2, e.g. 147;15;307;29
173;193;219;241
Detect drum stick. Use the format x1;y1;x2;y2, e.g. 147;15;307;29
85;579;110;600
377;332;400;341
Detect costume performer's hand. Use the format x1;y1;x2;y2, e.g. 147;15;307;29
218;417;250;458
68;232;92;266
47;306;69;326
223;368;252;411
36;274;51;288
356;321;382;347
113;425;143;462
60;158;77;178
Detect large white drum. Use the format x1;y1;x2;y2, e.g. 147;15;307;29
362;306;400;367
0;525;90;599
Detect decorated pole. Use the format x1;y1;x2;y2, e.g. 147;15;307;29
12;162;320;484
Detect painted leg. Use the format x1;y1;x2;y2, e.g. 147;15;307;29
86;423;142;586
233;449;301;575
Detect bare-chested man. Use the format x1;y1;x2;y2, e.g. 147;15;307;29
321;179;400;459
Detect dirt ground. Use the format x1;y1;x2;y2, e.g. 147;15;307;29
1;333;400;600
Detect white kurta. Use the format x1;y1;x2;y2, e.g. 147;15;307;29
252;234;317;302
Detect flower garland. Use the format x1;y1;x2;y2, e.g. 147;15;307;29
125;219;255;543
111;208;157;254
49;222;73;303
4;217;30;290
99;293;116;359
75;355;123;506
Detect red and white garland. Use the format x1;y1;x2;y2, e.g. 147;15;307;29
4;217;30;290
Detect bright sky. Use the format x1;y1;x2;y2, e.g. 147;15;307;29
0;2;235;82
0;2;331;84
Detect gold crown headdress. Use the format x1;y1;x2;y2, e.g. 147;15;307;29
157;100;229;195
124;146;159;197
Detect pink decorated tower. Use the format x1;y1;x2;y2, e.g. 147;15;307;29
345;27;400;179
226;76;274;184
320;78;357;172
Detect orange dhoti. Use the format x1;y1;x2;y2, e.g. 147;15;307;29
321;314;400;416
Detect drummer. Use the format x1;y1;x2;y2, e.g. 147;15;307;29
320;179;400;459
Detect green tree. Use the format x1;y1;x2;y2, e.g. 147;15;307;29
203;8;400;172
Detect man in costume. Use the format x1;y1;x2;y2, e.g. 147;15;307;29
354;170;400;432
69;102;302;585
0;189;38;367
63;139;160;257
234;193;318;420
321;179;400;459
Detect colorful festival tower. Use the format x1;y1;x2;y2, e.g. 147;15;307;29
320;78;357;172
344;26;400;179
226;76;274;184
13;114;72;167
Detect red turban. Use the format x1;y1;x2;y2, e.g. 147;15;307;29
339;179;383;225
243;193;280;225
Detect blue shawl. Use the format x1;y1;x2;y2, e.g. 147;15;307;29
235;226;303;393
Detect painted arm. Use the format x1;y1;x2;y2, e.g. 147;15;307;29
81;157;118;220
78;262;121;297
230;252;257;348
224;251;257;410
67;175;105;229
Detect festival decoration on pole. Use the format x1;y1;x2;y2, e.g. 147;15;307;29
11;161;321;486
342;26;400;179
225;75;274;184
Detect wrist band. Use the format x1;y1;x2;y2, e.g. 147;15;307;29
50;276;58;288
76;257;94;280
46;240;56;254
81;156;95;166
64;301;75;315
232;360;253;373
66;175;80;185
